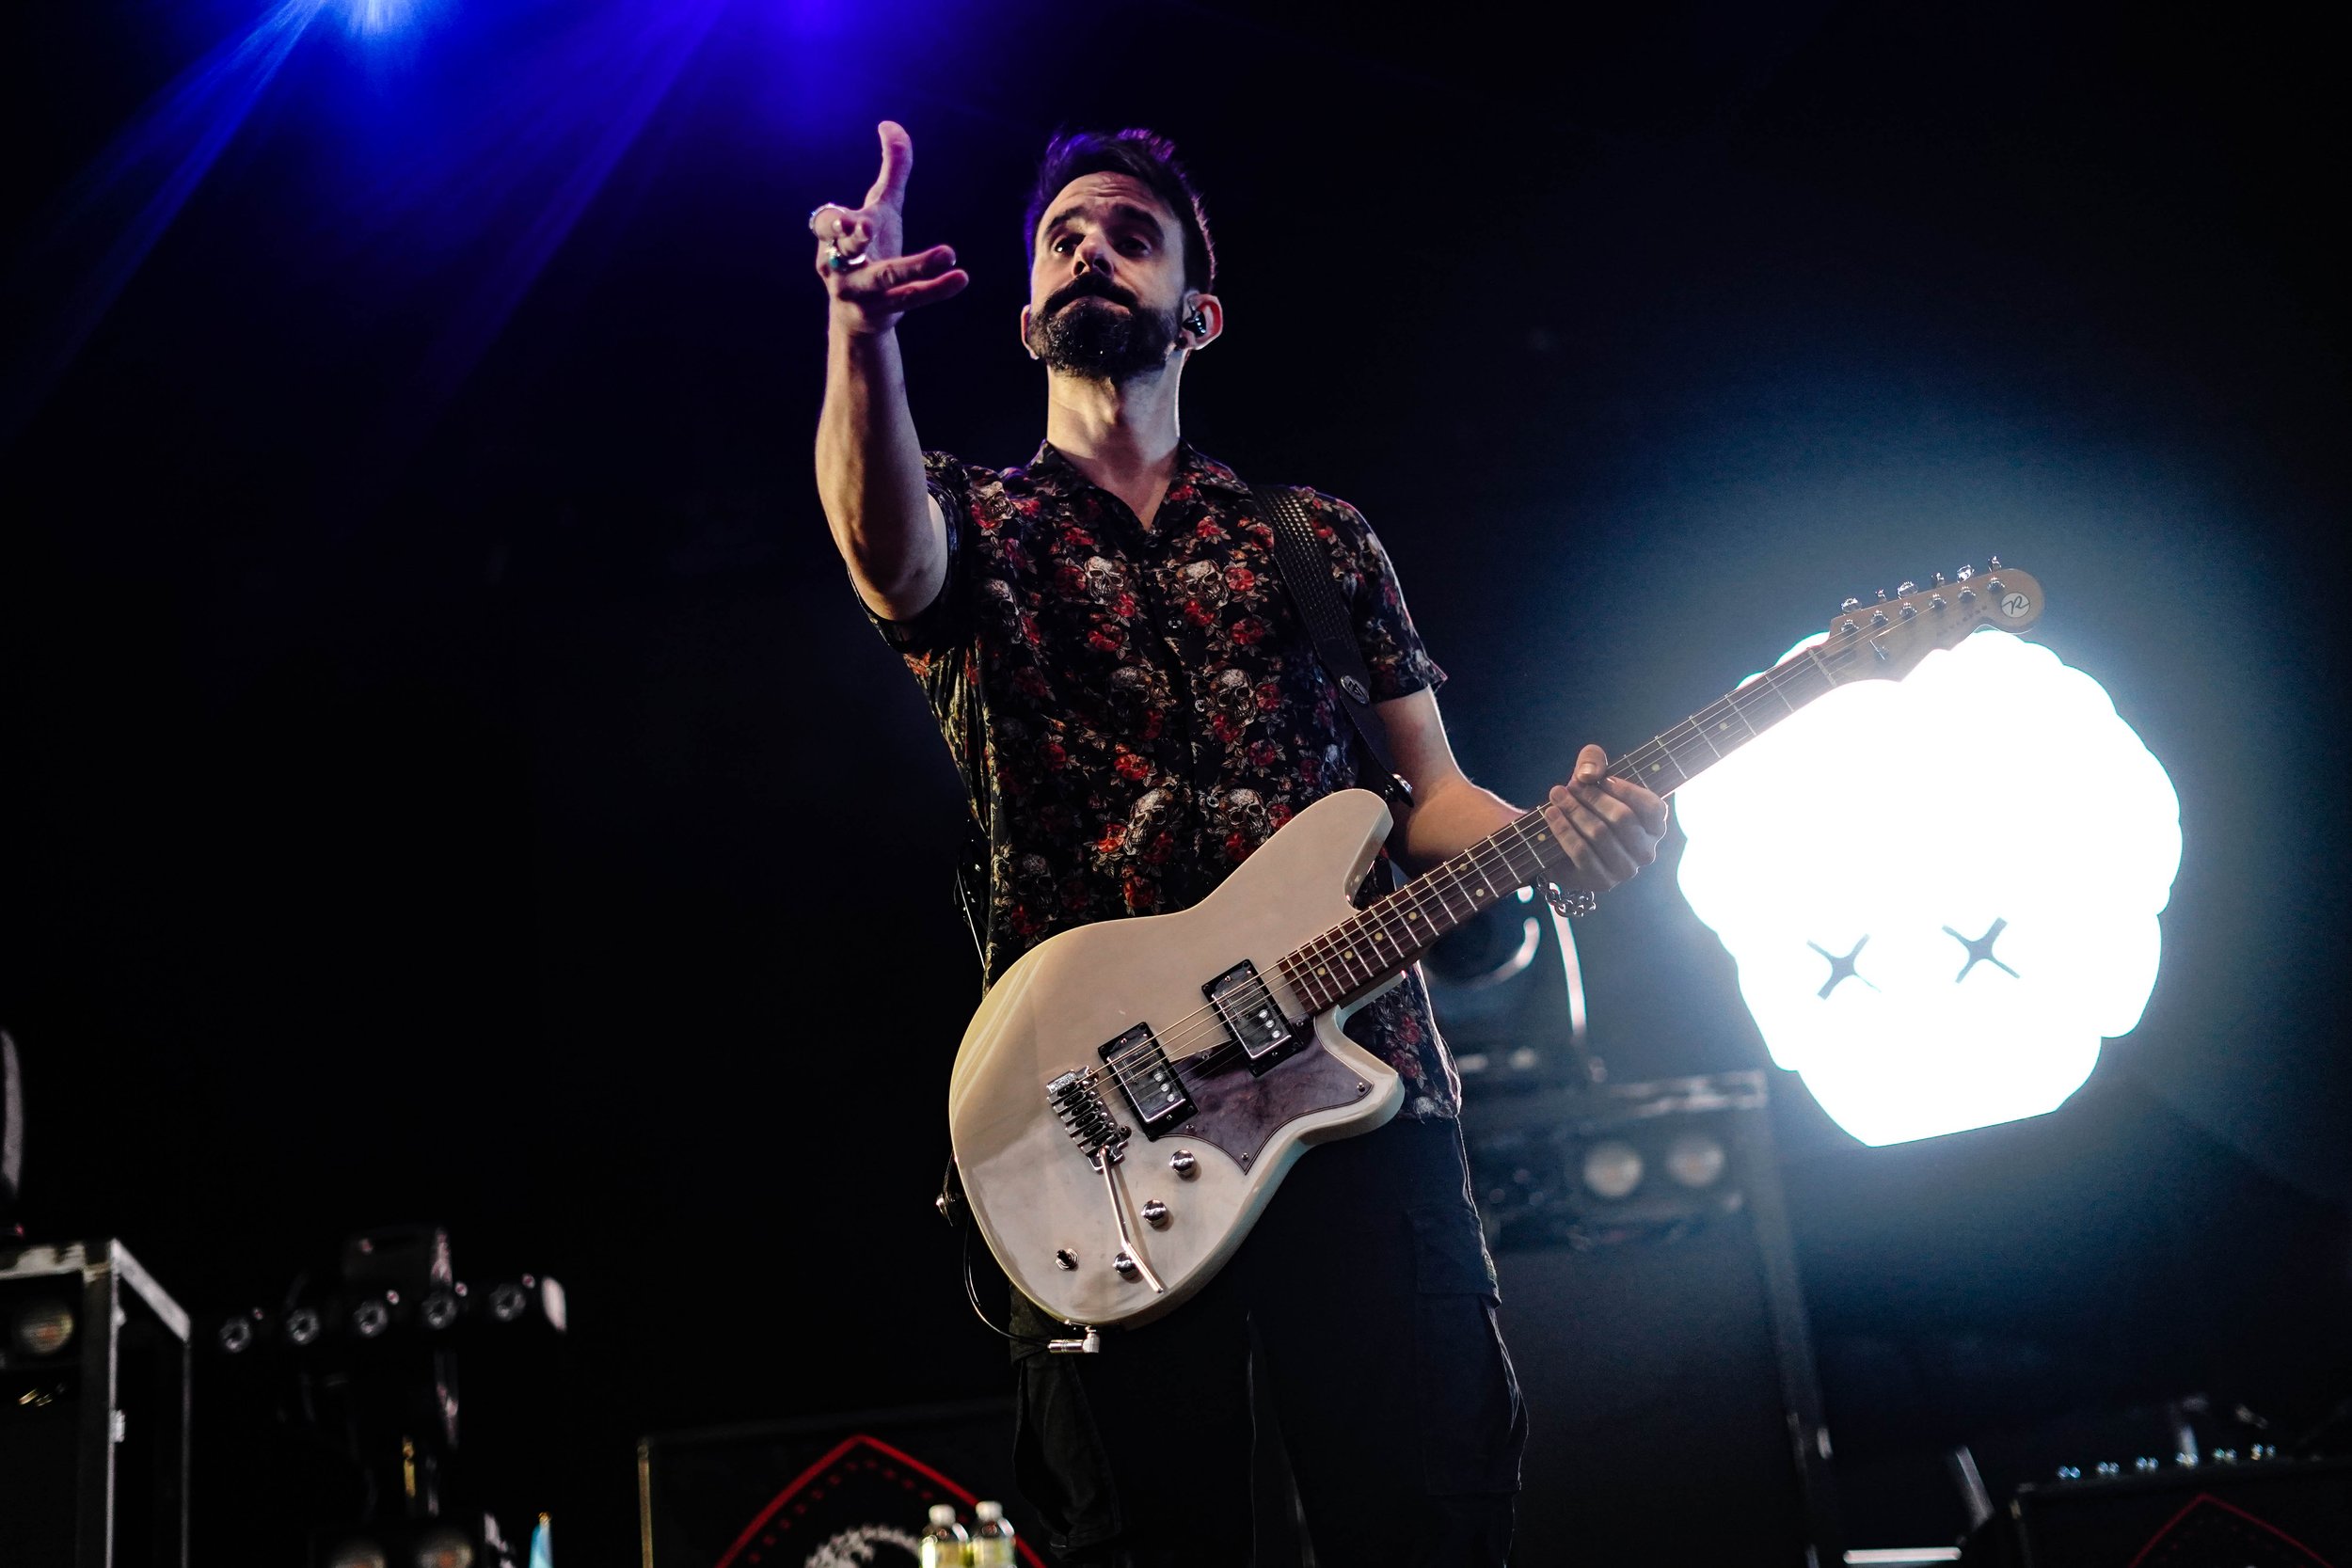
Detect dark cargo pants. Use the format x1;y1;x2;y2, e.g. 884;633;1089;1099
1009;1114;1524;1567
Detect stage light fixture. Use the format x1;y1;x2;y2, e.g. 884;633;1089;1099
1664;1131;1727;1189
1581;1139;1645;1200
284;1306;324;1347
420;1289;461;1330
217;1311;260;1354
486;1283;527;1323
1676;630;2180;1146
11;1298;76;1356
412;1527;476;1568
352;1295;393;1338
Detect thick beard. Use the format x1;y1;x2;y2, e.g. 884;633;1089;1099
1027;293;1183;384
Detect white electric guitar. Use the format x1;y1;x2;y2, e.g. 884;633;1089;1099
949;564;2044;1330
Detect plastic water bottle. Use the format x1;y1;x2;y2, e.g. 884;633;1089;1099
971;1500;1016;1567
918;1503;969;1568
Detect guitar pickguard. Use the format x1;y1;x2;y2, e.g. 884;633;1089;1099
1163;1037;1378;1172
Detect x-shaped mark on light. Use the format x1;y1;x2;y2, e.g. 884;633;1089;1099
1942;917;2020;983
1807;935;1878;1000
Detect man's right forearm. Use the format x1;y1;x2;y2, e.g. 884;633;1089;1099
818;318;946;620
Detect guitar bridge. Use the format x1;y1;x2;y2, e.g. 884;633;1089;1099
1205;960;1301;1076
1045;1069;1127;1162
1098;1023;1195;1139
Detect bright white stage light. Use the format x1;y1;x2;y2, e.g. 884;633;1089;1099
1675;631;2180;1146
345;0;421;35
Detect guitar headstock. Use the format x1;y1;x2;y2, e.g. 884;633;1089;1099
1822;561;2044;681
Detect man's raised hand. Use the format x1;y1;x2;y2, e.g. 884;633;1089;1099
812;120;969;335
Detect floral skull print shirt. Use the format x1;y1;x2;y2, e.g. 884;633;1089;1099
872;441;1460;1118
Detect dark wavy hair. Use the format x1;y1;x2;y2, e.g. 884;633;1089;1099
1023;128;1216;294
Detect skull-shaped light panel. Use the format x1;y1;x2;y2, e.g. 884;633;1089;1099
1675;633;2180;1146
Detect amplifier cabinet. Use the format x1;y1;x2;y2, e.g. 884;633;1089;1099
640;1398;1053;1568
1997;1455;2352;1567
1474;1073;1841;1568
0;1239;190;1568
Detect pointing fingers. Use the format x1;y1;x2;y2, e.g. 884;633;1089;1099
865;119;914;213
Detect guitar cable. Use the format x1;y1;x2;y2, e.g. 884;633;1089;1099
960;1222;1073;1354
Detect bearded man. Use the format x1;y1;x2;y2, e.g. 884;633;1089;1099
811;121;1668;1567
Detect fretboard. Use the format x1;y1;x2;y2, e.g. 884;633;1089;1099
1275;635;1867;1013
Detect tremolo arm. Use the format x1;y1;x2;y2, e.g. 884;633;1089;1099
1095;1145;1165;1294
1045;1069;1167;1296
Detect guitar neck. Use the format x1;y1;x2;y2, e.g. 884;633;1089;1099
1276;638;1867;1014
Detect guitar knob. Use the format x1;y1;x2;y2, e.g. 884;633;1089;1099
1113;1252;1140;1280
1169;1150;1199;1179
1142;1199;1171;1228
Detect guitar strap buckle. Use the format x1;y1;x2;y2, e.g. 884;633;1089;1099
1545;882;1599;920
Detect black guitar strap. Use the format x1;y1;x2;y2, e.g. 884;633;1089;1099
1248;483;1414;811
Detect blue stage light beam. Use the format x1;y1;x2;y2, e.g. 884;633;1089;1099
0;0;333;449
345;0;421;34
367;0;730;462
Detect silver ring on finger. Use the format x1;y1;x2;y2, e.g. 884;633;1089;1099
808;204;870;270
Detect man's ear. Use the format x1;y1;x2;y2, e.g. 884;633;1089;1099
1183;293;1224;350
1018;304;1039;360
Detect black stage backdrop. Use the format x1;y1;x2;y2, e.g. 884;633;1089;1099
4;2;2345;1560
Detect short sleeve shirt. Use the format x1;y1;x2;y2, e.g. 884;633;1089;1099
874;441;1460;1119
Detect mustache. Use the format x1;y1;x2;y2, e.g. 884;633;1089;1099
1044;273;1139;315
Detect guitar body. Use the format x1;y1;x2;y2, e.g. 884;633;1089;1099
948;789;1407;1329
947;562;2045;1333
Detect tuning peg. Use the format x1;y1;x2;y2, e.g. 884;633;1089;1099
1988;555;2003;570
1840;596;1860;611
1932;571;1947;586
1876;588;1889;601
1957;564;1976;581
1897;580;1917;595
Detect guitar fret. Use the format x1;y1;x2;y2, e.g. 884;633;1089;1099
1278;612;1940;1017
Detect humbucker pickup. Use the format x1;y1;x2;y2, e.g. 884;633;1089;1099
1204;959;1300;1075
1098;1023;1195;1137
